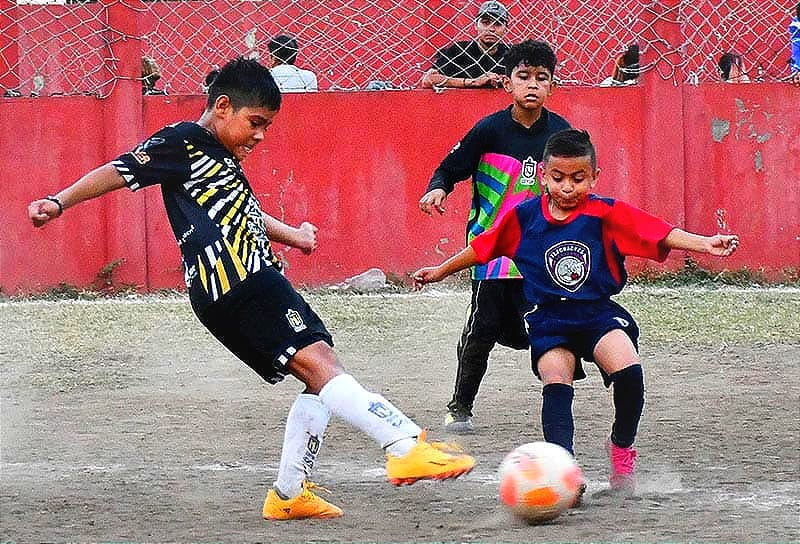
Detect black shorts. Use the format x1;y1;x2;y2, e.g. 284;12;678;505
466;279;529;350
525;298;639;386
193;267;333;384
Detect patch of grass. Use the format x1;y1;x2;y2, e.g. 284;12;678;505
631;257;799;287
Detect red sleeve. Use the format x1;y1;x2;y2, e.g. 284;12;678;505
469;207;523;264
606;200;675;262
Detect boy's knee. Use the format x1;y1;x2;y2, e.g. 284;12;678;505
288;341;345;393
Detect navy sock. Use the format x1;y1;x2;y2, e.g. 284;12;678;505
541;383;575;456
610;364;645;448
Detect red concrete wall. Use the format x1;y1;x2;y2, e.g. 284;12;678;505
2;83;798;295
682;83;800;275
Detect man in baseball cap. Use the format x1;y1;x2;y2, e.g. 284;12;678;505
421;1;511;89
477;1;509;24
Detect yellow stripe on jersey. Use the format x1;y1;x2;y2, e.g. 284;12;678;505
197;186;218;205
186;143;202;157
223;237;248;281
220;191;247;226
214;253;230;293
228;219;247;262
197;259;208;293
204;162;223;177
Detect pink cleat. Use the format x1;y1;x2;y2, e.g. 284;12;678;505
607;438;637;492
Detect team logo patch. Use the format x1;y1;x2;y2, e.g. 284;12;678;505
614;316;630;328
368;401;411;428
286;309;307;332
545;241;591;292
301;434;321;475
130;136;165;165
518;156;538;186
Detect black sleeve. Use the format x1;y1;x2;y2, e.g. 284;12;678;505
425;120;487;195
111;125;191;191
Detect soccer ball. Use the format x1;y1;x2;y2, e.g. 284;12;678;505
498;441;584;523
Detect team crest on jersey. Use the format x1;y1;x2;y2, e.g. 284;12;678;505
286;309;307;332
545;241;591;292
518;156;538;186
130;136;165;165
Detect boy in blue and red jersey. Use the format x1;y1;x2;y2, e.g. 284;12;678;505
420;40;571;433
413;129;739;492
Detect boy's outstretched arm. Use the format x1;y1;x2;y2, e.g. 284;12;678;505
262;213;318;255
28;163;126;228
412;246;479;289
662;228;739;257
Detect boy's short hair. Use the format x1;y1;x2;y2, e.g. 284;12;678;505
204;69;220;87
503;40;557;77
206;57;281;111
543;129;597;169
268;35;299;65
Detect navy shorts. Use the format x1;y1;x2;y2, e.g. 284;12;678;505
194;267;333;384
524;298;639;386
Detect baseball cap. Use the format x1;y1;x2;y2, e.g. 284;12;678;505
477;1;509;24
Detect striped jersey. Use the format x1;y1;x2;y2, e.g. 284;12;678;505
112;122;280;312
426;106;570;280
470;194;675;305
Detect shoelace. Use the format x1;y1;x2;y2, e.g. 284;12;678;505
418;430;465;455
303;481;333;496
430;440;465;454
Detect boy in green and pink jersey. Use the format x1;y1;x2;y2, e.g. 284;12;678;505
419;40;571;433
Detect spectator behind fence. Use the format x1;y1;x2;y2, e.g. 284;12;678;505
717;52;751;83
421;1;510;89
268;34;318;93
142;56;166;95
790;2;800;86
599;44;639;87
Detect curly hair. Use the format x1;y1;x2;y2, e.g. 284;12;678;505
502;40;557;77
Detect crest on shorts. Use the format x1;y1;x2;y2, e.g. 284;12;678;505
286;309;307;332
518;156;538;186
545;241;591;292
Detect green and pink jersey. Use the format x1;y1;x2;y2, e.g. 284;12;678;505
425;106;570;280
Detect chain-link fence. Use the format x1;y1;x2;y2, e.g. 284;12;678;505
2;0;796;97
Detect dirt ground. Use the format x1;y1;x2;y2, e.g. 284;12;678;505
1;289;798;543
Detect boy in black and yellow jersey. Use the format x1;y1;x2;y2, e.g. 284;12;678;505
28;57;474;521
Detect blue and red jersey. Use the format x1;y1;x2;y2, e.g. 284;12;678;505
470;194;675;305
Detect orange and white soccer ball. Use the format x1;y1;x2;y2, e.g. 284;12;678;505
498;441;584;523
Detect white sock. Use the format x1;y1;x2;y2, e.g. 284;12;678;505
319;374;421;456
273;393;331;498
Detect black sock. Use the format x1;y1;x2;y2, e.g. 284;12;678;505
610;364;645;448
541;383;575;456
